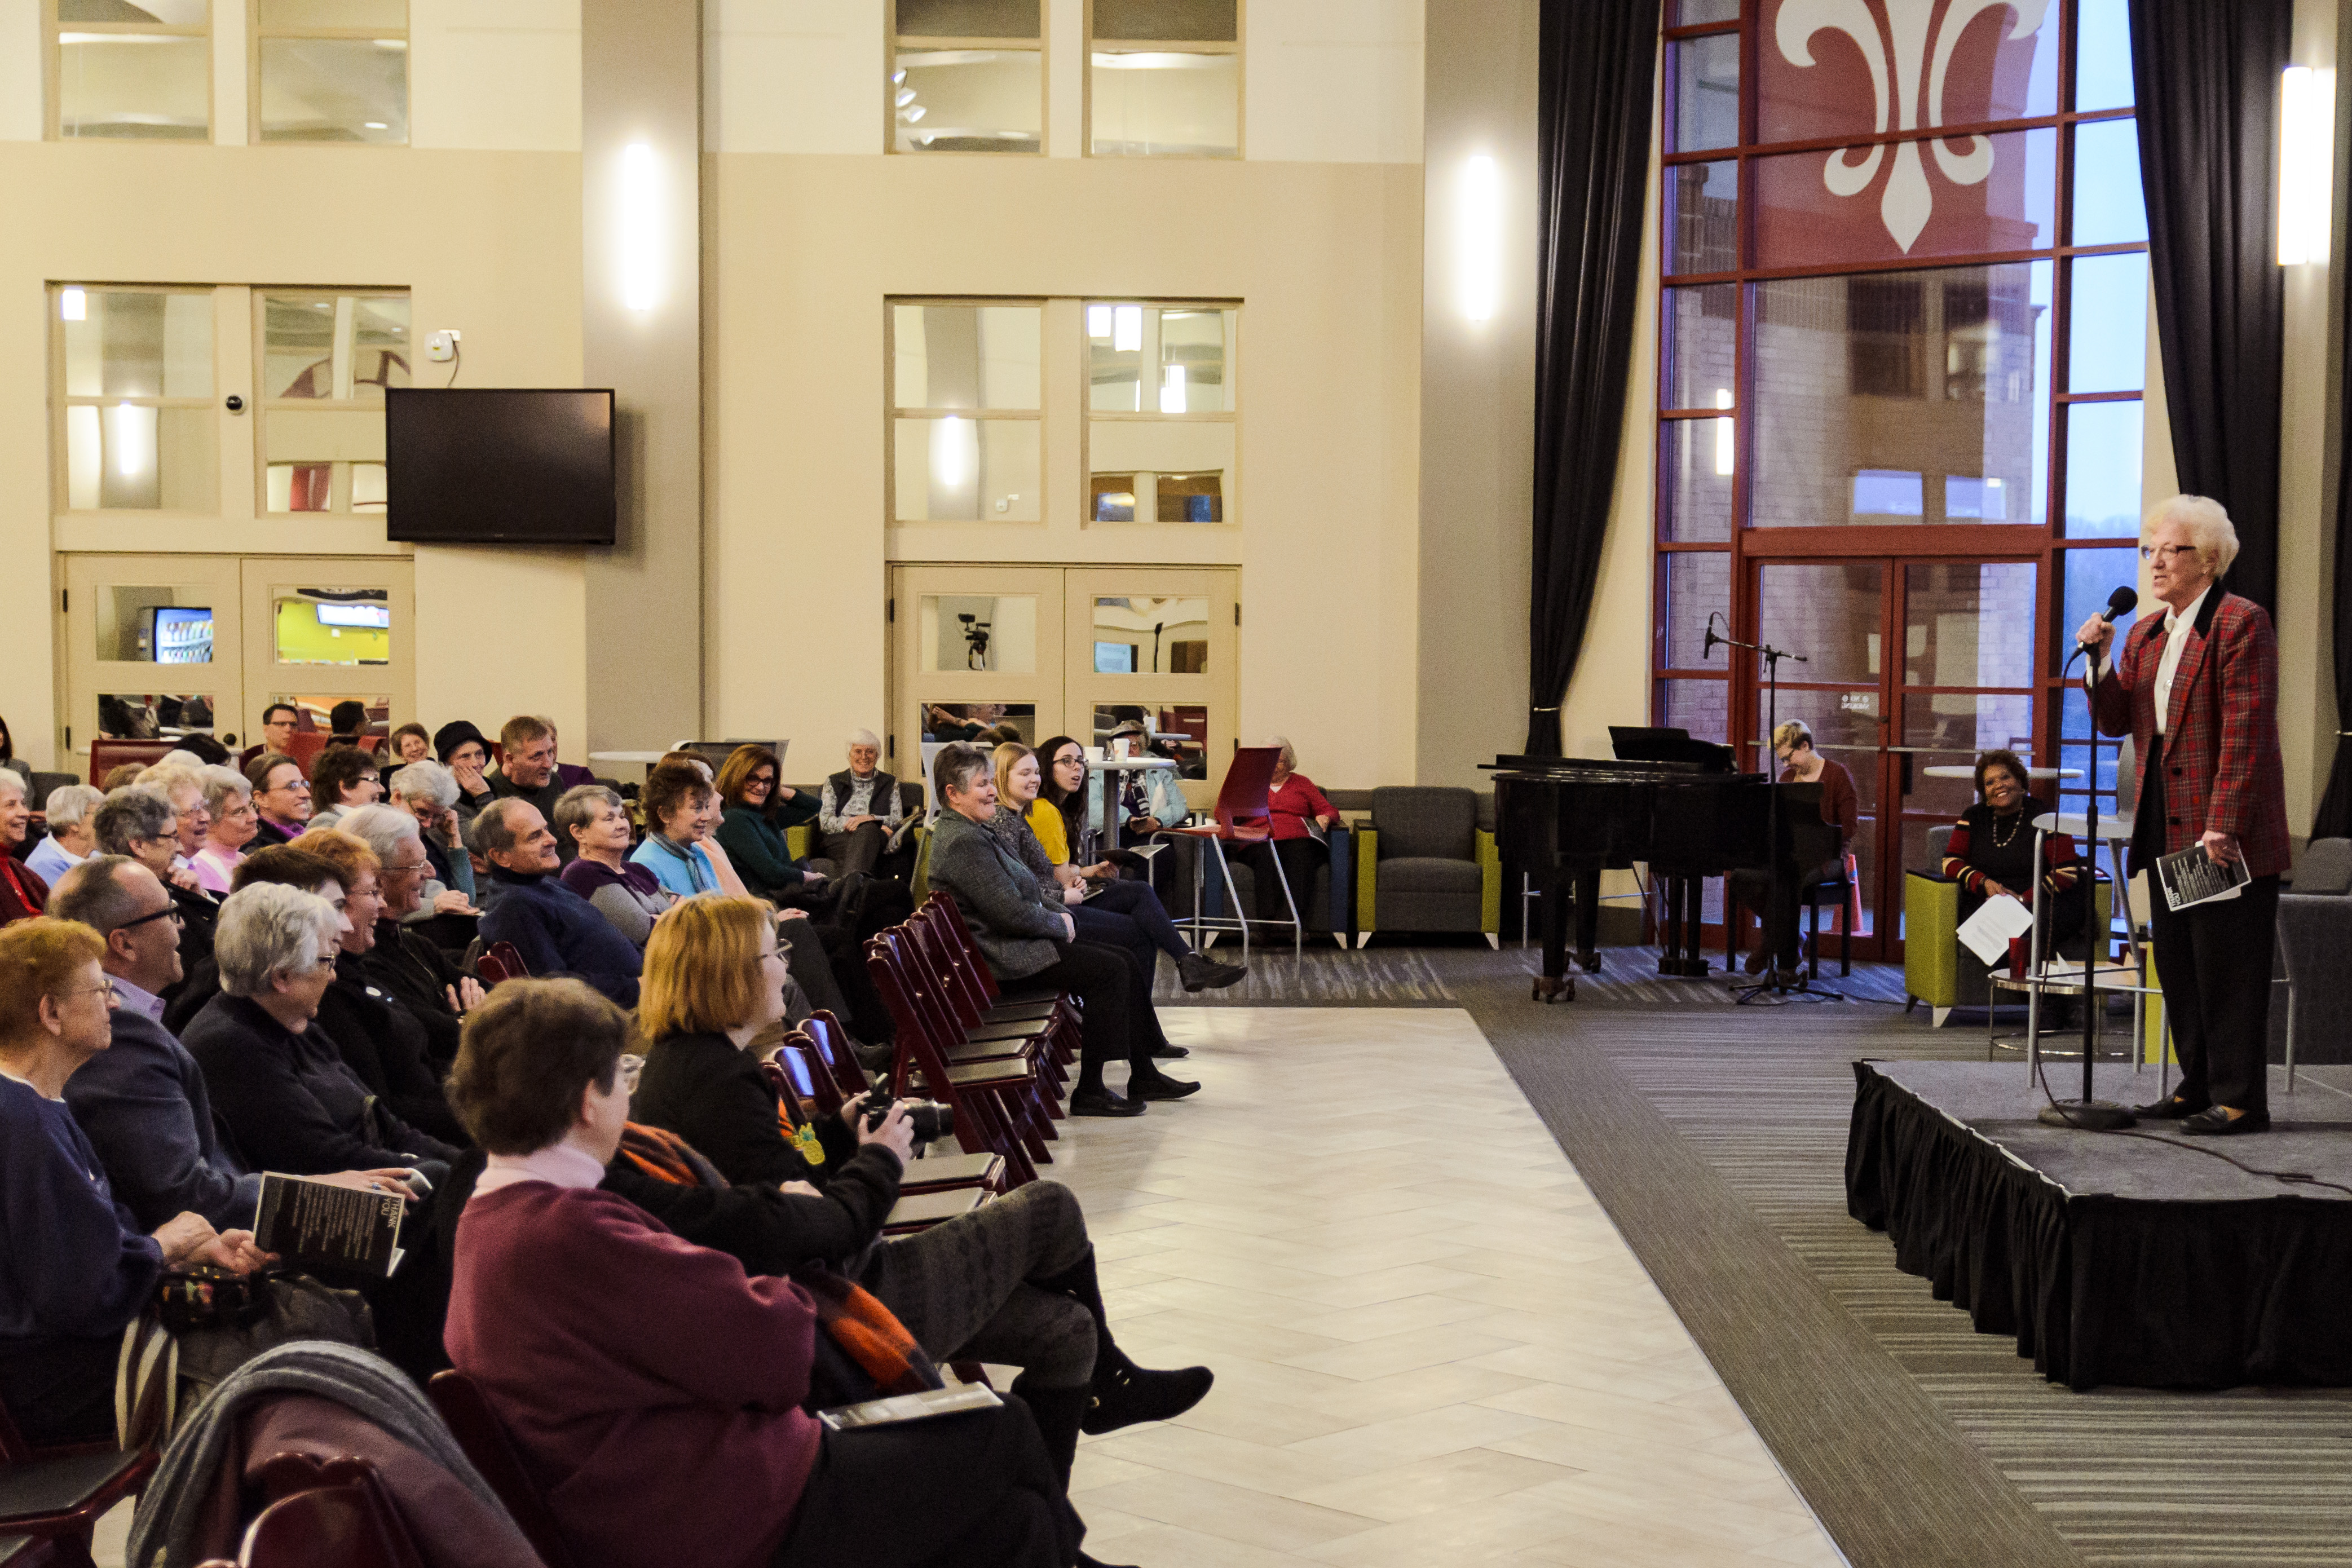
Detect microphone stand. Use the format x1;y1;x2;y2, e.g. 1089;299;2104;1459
1705;616;1843;1005
2038;638;2134;1130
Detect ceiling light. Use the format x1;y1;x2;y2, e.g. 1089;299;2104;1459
900;105;925;122
896;88;916;107
892;68;906;84
60;287;86;321
1160;365;1186;413
363;121;387;129
1087;304;1112;338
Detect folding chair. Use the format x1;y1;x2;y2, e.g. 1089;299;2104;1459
1167;745;1300;960
904;906;1077;1072
919;895;1071;1027
197;1454;425;1568
877;930;1064;1137
474;941;528;987
798;1011;874;1102
771;1042;841;1118
0;1394;153;1558
425;1372;581;1568
866;940;1040;1187
794;1019;1005;1199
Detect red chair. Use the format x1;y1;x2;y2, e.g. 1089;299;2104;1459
475;941;528;987
798;1012;873;1103
919;895;1068;1027
771;1041;840;1118
0;1394;154;1560
866;939;1039;1187
86;738;175;786
906;903;1075;1055
425;1372;580;1568
1168;745;1299;959
196;1454;426;1568
885;930;1066;1127
285;733;382;776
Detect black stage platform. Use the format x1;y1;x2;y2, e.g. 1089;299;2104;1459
1846;1060;2352;1391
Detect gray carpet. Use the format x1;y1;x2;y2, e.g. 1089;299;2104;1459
1169;942;2352;1566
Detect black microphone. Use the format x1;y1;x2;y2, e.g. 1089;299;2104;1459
1702;613;1721;659
2079;585;2138;651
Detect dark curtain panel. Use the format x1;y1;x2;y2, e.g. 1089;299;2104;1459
2128;0;2291;613
1526;0;1661;757
2313;278;2352;838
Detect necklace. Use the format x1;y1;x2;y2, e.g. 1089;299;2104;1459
1991;810;2022;849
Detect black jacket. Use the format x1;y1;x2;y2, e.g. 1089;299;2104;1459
183;993;460;1176
312;952;468;1147
355;919;466;1070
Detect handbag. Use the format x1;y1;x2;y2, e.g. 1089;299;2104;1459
117;1268;376;1446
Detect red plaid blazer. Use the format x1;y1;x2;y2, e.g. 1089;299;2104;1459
2090;589;2290;878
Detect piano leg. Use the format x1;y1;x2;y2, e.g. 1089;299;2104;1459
1685;877;1709;974
1533;873;1576;1003
1573;865;1603;974
1657;875;1682;977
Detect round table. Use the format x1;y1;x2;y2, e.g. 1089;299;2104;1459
1089;755;1179;854
1921;765;2084;780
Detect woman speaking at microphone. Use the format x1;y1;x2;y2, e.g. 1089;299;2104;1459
2079;496;2289;1135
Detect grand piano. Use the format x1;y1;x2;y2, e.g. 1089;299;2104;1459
1485;727;1828;1002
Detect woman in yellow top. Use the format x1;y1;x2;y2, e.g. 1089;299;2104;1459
991;744;1241;996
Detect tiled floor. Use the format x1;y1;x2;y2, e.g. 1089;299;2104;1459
1045;1006;1848;1567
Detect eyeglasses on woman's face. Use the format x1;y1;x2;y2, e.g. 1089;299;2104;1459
2139;542;2199;564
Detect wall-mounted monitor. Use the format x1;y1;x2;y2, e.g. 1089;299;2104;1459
385;387;616;545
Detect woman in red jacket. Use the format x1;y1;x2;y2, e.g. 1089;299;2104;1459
443;978;1083;1568
1234;735;1338;924
0;772;48;927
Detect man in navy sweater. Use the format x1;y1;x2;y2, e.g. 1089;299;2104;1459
473;800;642;1005
54;856;399;1229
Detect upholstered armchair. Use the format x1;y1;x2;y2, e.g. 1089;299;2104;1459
1352;787;1501;948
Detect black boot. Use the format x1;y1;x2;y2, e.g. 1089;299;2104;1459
1036;1247;1213;1436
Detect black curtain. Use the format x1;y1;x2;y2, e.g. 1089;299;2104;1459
1525;0;1661;757
2128;0;2291;614
2313;261;2352;837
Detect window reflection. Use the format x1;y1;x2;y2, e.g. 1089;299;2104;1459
919;595;1037;673
274;590;392;667
1090;597;1208;674
100;589;214;664
98;693;218;740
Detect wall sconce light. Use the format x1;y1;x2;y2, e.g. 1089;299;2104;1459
2278;65;2336;266
1458;153;1502;323
619;141;661;311
60;286;86;321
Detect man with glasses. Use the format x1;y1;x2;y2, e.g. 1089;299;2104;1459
52;856;404;1229
92;786;216;992
340;804;484;1065
244;754;314;849
2080;494;2290;1136
238;704;303;772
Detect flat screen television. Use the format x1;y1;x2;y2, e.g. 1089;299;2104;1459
385;388;616;545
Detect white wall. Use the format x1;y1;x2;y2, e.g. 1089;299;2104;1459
1246;0;1422;164
0;0;41;142
412;0;583;152
706;0;882;155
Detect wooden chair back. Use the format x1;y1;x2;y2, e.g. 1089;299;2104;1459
87;739;175;787
423;1372;580;1568
866;934;1035;1182
773;1041;840;1116
224;1454;423;1568
798;1011;871;1102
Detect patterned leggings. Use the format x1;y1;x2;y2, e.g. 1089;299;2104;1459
859;1179;1097;1389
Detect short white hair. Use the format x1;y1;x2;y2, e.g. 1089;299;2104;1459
199;765;251;818
1263;735;1298;774
2144;494;2240;578
215;882;337;997
134;762;204;806
848;729;880;753
337;803;424;865
42;784;105;829
0;772;24;805
389;759;460;810
158;749;205;770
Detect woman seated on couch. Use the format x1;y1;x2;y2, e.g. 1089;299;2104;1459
0;917;271;1445
443;975;1084;1568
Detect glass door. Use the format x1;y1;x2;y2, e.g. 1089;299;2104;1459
889;566;1067;789
238;558;414;745
1062;568;1236;814
1750;555;2043;959
61;554;246;759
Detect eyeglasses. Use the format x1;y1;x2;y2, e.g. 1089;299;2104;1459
383;859;431;876
617;1054;644;1093
60;981;115;1000
117;904;183;931
2139;543;2200;563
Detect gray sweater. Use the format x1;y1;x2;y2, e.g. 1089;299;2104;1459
925;809;1068;980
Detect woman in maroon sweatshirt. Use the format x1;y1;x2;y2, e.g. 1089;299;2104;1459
443;978;1083;1568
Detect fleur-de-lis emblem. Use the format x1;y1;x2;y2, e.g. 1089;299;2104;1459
1775;0;2051;250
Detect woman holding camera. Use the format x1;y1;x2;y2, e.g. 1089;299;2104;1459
626;893;1210;1493
443;976;1085;1568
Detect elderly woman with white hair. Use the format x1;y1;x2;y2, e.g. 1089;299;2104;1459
2079;493;2291;1136
182;881;461;1182
338;803;484;1034
24;783;104;885
192;764;259;894
818;728;911;879
1229;734;1339;925
0;772;47;926
385;758;479;913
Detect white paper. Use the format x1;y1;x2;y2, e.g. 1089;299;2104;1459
1957;893;2036;966
2157;845;2249;911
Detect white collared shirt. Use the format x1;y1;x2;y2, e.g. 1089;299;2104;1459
473;1138;607;1200
2151;585;2213;737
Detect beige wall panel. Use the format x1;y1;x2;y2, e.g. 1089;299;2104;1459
1245;0;1422;165
0;0;36;142
1047;0;1079;158
412;545;588;748
704;152;1422;789
412;0;583;152
0;143;583;768
705;0;883;156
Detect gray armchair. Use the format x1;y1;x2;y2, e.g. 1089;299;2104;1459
1353;786;1501;948
2277;838;2352;1066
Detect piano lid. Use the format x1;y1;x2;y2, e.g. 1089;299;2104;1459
1608;726;1737;772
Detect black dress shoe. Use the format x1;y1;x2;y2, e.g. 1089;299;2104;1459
1128;1071;1201;1101
2182;1105;2270;1136
1070;1089;1146;1118
1150;1042;1190;1059
2134;1094;2210;1119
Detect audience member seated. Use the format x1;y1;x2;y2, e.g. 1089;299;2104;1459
162;844;341;1031
53;855;406;1234
0;917;272;1446
1095;725;1194;850
306;744;384;831
545;720;599;792
923;701;1005;743
177;732;233;768
488;715;575;862
435;721;498;824
717;745;832;904
244;753;313;847
1943;747;2086;957
0;771;47;926
25;783;103;885
632;762;728;895
384;759;479;915
390;721;433;765
183;882;460;1183
328;699;369;744
238;703;301;771
339;805;484;1054
1012;743;1239;996
472;798;643;1005
651;751;759;895
192;765;258;894
1228;735;1339;926
443;977;1083;1568
1728;721;1860;975
93;786;217;981
818;730;914;879
290;828;470;1146
134;762;214;874
927;743;1195;1117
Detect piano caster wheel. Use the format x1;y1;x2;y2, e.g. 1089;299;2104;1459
1533;977;1574;1004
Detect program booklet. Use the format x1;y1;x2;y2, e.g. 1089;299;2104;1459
253;1173;408;1278
819;1384;1001;1432
2156;844;2252;912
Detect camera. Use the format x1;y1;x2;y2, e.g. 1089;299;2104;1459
864;1097;956;1143
956;612;992;670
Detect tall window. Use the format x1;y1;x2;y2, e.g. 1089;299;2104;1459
52;285;218;512
252;0;409;143
889;0;1044;153
258;291;411;513
890;301;1044;520
1088;0;1240;158
1653;0;2145;952
51;0;210;141
1084;301;1237;524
